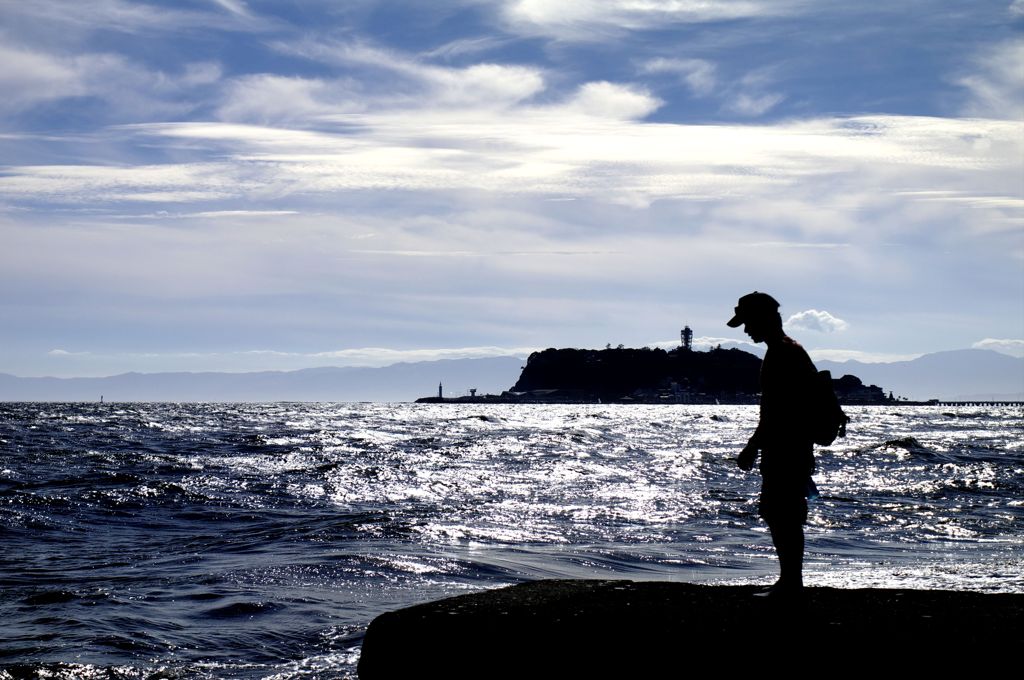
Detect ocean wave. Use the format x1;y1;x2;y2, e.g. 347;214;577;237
0;402;1021;676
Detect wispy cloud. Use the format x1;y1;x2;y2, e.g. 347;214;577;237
972;338;1024;358
640;58;717;97
148;210;301;219
269;38;546;110
421;36;513;60
742;242;849;249
0;44;85;113
4;113;1016;215
0;163;245;203
300;345;536;366
40;342;941;373
0;0;271;36
726;91;784;117
42;345;537;372
48;349;89;357
217;74;360;124
808;349;924;364
0;44;221;119
956;39;1024;120
723;67;785;117
499;0;801;39
694;336;763;352
209;0;252;18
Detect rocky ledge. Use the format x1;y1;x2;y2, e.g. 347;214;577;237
358;579;1022;677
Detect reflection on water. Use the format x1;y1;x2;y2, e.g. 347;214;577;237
0;403;1021;677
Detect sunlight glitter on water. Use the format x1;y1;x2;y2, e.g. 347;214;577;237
2;402;1021;678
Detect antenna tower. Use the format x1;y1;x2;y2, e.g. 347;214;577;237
681;326;693;351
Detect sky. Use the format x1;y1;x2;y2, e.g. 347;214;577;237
1;0;1022;377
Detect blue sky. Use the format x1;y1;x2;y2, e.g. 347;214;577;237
1;0;1022;377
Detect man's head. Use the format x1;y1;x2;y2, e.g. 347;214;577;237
727;291;783;343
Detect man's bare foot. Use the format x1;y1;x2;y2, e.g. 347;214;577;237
753;580;804;598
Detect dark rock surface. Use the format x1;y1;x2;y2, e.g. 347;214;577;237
358;579;1023;677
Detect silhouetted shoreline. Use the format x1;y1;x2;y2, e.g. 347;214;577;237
358;579;1023;677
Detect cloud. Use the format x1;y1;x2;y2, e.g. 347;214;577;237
972;338;1024;357
435;62;548;107
0;163;246;203
0;0;1016;380
270;39;546;110
956;39;1024;120
44;345;536;371
138;210;301;219
562;81;662;119
58;338;931;374
723;67;785;117
499;0;798;39
807;349;923;364
1010;0;1024;17
726;91;784;117
124;122;342;148
421;36;512;60
217;74;358;123
48;349;89;357
695;336;763;351
0;44;221;119
181;62;223;87
785;309;849;333
4;111;1015;219
640;58;717;97
209;0;252;18
742;242;849;249
0;45;85;113
639;58;784;117
0;0;269;36
301;345;536;366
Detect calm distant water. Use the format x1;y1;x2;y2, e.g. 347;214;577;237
1;403;1021;678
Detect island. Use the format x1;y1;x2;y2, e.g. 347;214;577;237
417;345;893;404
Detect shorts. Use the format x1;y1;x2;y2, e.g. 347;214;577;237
758;478;809;525
757;444;814;525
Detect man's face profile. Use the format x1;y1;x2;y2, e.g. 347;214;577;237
743;316;770;344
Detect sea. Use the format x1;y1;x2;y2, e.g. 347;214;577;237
1;402;1021;678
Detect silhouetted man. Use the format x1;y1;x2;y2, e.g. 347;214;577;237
729;291;817;595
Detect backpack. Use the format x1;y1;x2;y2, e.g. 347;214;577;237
810;369;849;446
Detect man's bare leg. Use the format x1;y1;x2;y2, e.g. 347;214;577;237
768;521;804;591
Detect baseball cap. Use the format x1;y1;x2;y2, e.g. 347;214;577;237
727;291;779;328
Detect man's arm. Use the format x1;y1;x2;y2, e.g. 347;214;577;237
737;428;761;471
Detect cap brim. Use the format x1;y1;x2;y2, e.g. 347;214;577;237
726;314;743;328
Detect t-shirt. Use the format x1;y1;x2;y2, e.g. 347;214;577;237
752;335;817;479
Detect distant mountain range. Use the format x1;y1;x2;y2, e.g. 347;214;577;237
816;349;1024;401
0;349;1020;402
0;357;525;403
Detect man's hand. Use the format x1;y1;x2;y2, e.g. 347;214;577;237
737;443;757;471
